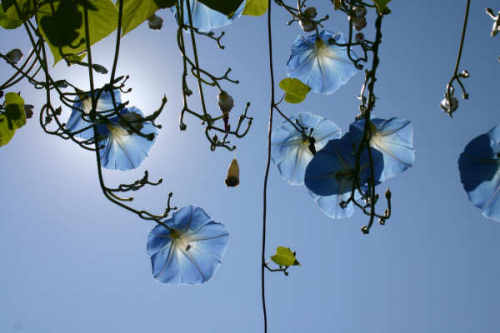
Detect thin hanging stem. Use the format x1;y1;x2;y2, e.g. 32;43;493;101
261;0;275;332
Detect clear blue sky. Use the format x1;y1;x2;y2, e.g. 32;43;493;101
1;1;500;332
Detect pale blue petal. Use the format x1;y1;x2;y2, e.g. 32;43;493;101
287;30;358;95
67;89;121;139
271;112;341;185
459;125;500;222
99;107;157;171
173;0;246;33
305;136;379;196
349;117;415;182
147;206;229;285
309;190;355;219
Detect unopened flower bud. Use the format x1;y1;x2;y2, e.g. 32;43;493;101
6;49;23;65
54;80;69;88
148;14;163;30
385;189;391;200
218;90;234;113
353;6;367;18
225;158;240;187
24;104;34;119
92;64;108;74
459;70;470;78
440;96;458;115
361;225;369;234
304;7;317;18
179;123;187;131
355;32;364;42
353;16;367;31
299;17;316;32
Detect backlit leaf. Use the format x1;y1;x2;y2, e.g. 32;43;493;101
37;0;118;65
0;0;35;29
4;92;25;130
242;0;267;16
0;114;15;146
279;78;311;104
121;0;158;36
372;0;391;14
271;246;300;267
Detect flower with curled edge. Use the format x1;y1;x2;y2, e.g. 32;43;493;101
147;205;229;284
173;0;246;33
287;30;358;95
459;125;500;222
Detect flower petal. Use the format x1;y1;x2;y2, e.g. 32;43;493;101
349;117;415;182
459;125;500;222
99;107;157;171
271;112;341;185
147;206;229;285
173;0;246;33
287;30;358;95
67;89;121;140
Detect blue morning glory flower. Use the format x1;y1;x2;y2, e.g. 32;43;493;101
304;135;382;196
173;0;246;33
287;30;358;95
459;125;500;222
98;106;157;170
67;89;121;140
147;205;229;284
271;112;342;185
348;118;415;182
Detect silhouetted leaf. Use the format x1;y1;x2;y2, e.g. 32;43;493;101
0;0;35;29
37;0;118;64
4;92;25;130
0;114;15;146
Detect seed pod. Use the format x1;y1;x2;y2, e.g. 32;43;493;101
225;158;240;187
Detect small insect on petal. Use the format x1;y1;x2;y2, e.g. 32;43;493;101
225;158;240;187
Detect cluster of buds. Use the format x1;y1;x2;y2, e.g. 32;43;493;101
349;5;367;31
299;7;318;32
217;90;234;133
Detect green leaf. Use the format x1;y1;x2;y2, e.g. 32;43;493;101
121;0;161;36
4;92;25;130
371;0;391;14
198;0;244;17
37;0;118;65
0;114;15;147
242;0;268;16
279;78;311;104
0;0;35;29
271;246;300;267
